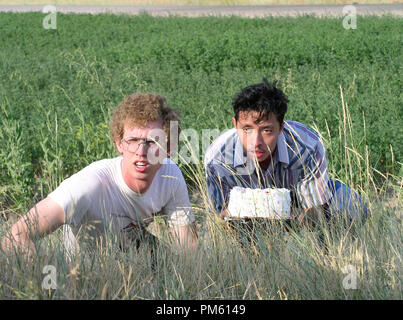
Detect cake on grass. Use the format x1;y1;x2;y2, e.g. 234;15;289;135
227;186;292;219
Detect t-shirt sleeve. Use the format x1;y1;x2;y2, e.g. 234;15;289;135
48;169;99;226
295;140;333;210
163;167;195;228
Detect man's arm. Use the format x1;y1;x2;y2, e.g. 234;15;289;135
205;164;234;218
1;197;65;255
169;222;198;249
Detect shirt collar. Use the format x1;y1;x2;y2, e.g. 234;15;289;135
277;131;289;165
234;134;246;168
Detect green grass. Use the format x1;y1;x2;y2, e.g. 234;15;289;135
0;13;402;299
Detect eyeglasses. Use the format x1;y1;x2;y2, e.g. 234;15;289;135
121;136;159;153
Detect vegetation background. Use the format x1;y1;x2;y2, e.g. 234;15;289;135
1;1;401;5
0;11;401;299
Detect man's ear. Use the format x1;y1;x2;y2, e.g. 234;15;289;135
166;148;171;158
166;136;176;158
115;138;124;154
280;121;285;133
232;117;237;129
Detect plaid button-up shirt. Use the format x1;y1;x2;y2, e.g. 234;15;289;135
204;121;332;214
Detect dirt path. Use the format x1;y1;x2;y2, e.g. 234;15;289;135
0;4;402;17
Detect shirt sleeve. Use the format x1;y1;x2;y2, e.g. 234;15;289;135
163;169;195;228
48;170;99;226
295;140;333;210
205;163;234;215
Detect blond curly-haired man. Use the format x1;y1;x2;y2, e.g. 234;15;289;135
2;93;197;260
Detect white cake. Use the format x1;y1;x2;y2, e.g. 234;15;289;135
227;187;292;219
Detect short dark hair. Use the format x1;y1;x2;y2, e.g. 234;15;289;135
232;78;288;124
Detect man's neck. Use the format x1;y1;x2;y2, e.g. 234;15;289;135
258;157;271;171
127;179;152;194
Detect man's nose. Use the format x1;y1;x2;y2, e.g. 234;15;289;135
136;142;148;156
252;132;264;148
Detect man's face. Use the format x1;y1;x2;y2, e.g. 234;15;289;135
115;120;167;193
233;111;284;168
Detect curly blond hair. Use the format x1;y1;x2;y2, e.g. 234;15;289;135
110;93;181;151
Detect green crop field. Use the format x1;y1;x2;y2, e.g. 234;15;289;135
0;12;402;299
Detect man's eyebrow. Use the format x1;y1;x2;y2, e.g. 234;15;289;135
124;136;153;141
240;124;253;128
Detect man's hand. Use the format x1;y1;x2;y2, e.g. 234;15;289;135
169;222;198;250
220;209;229;219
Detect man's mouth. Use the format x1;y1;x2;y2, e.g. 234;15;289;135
134;161;150;172
253;150;266;160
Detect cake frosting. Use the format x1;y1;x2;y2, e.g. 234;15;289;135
227;186;292;219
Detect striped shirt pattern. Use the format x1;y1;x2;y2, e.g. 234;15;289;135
204;121;332;214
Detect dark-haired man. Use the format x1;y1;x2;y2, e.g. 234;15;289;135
204;78;368;229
